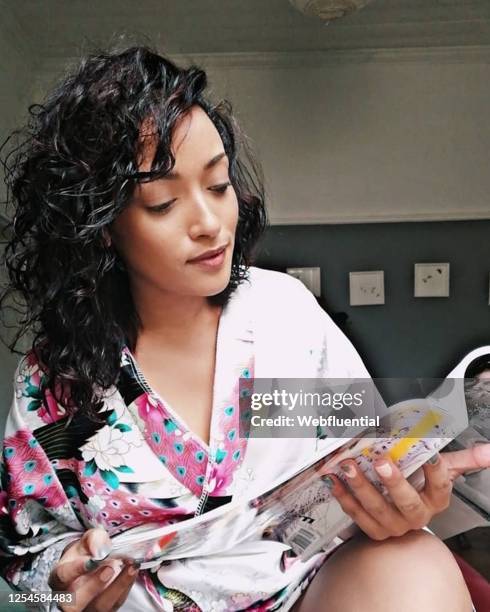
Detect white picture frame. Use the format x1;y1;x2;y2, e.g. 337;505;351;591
414;263;450;298
286;267;321;297
349;271;385;306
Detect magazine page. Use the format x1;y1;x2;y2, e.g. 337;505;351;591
109;437;349;568
445;347;490;522
109;378;469;568
107;346;487;568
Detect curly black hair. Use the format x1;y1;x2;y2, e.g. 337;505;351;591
0;45;267;423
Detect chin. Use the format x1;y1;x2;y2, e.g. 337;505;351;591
208;277;231;297
199;271;232;297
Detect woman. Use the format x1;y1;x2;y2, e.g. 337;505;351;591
0;46;487;612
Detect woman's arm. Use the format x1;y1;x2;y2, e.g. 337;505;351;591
320;444;490;540
0;356;141;611
0;357;86;608
294;279;490;538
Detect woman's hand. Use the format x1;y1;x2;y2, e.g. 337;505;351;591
320;443;490;541
48;527;140;611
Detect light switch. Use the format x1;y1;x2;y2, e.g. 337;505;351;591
286;267;321;297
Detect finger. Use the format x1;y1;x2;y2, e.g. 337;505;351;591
419;453;452;511
86;560;140;612
60;559;125;612
373;457;431;529
442;444;490;478
77;527;112;560
323;474;391;541
336;460;408;536
49;555;104;592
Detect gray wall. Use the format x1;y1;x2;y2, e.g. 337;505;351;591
256;220;490;379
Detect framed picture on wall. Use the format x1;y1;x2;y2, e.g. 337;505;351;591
414;263;450;298
349;271;385;306
286;267;321;297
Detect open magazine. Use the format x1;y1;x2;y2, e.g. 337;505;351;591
446;347;490;523
107;347;489;570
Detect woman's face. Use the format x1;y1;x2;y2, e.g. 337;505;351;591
109;105;239;301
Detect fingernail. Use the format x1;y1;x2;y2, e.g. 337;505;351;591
94;544;112;560
321;475;335;490
84;558;101;571
374;461;392;478
127;563;140;576
100;566;115;582
427;453;440;465
340;463;356;478
477;444;490;462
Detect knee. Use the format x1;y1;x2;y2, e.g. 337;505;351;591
352;529;454;565
342;529;461;580
319;530;472;612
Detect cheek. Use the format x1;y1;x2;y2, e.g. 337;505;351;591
114;218;177;270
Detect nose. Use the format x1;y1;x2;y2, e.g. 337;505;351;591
188;192;221;240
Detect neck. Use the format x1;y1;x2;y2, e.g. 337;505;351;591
131;283;221;349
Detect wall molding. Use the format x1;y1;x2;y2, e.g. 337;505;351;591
269;209;490;225
172;45;490;68
35;44;490;84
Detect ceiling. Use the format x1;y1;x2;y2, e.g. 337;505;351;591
5;0;490;61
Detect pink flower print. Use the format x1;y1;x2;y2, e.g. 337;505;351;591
207;458;234;495
37;387;66;424
19;352;67;424
134;394;164;429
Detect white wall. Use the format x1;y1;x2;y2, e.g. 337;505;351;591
35;47;490;224
195;48;490;224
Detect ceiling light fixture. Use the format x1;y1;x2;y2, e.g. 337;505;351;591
289;0;373;23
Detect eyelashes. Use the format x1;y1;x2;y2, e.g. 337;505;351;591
147;182;232;214
208;181;232;194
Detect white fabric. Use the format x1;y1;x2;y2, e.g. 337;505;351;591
150;267;372;610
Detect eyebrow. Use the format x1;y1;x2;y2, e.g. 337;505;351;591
128;152;228;181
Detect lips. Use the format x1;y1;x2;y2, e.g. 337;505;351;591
188;245;227;263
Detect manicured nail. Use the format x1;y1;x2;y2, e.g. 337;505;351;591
321;475;335;490
479;444;490;462
127;562;140;576
340;463;357;478
99;566;115;582
427;453;440;465
94;544;112;560
374;461;392;478
84;558;101;572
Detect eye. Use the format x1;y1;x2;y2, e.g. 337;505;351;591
209;181;231;194
147;199;176;214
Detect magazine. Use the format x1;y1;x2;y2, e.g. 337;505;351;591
107;347;489;570
446;347;490;522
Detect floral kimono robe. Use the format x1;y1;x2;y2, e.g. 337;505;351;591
0;266;370;611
